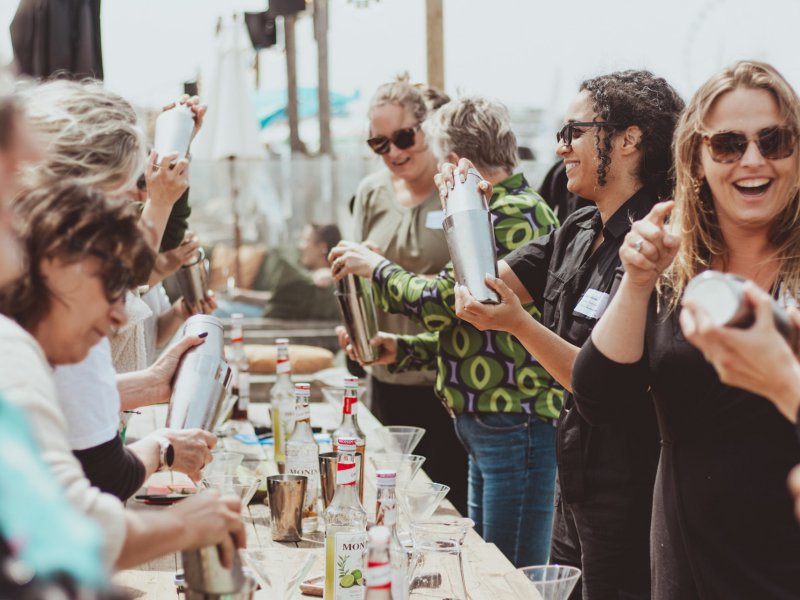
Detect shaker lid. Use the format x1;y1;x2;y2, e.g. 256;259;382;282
445;169;486;216
684;271;741;327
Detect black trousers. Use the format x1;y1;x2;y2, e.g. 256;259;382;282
550;482;652;600
369;377;468;515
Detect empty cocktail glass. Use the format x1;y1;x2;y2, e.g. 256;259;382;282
241;547;318;600
368;453;426;487
504;565;582;600
203;475;261;509
372;426;425;454
203;451;244;479
398;482;450;522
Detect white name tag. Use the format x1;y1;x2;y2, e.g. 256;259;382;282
573;288;610;319
425;210;444;229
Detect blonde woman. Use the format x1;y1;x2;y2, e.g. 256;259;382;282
339;74;468;511
573;61;800;598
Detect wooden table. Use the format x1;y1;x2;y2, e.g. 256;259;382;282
113;399;518;598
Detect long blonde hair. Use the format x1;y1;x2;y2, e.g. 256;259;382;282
16;79;146;196
661;60;800;308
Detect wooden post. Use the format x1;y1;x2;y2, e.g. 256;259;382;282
426;0;444;90
284;14;306;154
315;0;332;156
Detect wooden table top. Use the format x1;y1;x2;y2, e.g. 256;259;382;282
113;399;518;599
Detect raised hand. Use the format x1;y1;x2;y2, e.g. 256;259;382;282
432;158;492;211
619;201;679;290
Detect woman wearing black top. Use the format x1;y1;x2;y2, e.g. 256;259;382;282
440;71;684;599
573;61;800;599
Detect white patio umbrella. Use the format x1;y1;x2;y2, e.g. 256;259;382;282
192;12;266;285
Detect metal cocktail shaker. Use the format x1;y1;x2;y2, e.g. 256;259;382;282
181;545;246;595
166;315;233;431
174;247;210;315
443;169;499;303
335;274;380;364
684;271;798;350
154;103;194;161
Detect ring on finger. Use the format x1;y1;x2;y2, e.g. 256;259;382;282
633;238;644;253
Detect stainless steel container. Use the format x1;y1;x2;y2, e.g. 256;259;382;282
175;247;210;316
684;271;798;349
154;103;194;161
266;474;307;542
319;451;363;508
180;547;247;595
443;169;499;303
335;274;380;364
166;315;233;431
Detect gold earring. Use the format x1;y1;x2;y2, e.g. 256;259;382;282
692;177;704;198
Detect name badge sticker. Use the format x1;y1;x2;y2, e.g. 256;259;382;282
573;289;610;320
425;210;444;229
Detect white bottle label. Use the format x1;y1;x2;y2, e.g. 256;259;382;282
295;403;310;420
286;456;319;501
238;371;250;399
382;507;397;527
391;567;408;600
334;532;367;599
366;562;390;588
277;360;291;375
336;462;357;486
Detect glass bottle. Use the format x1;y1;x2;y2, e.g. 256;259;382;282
332;377;366;501
286;383;320;533
325;437;367;600
364;526;392;600
375;470;408;600
269;338;293;465
229;313;250;421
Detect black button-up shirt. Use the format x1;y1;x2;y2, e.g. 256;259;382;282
504;186;660;503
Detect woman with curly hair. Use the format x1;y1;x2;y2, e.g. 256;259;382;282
445;70;684;599
573;60;800;599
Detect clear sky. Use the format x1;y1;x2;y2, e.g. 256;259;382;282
2;0;800;138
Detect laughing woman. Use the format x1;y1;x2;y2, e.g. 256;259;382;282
572;61;800;599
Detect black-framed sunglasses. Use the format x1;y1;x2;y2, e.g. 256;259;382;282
68;242;131;304
367;125;420;155
702;126;797;163
556;121;620;147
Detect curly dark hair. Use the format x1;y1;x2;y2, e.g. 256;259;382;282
0;181;155;332
580;70;685;198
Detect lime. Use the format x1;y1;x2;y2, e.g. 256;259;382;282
351;569;362;581
340;574;355;588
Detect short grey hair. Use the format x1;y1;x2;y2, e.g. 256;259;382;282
423;95;518;173
17;79;146;195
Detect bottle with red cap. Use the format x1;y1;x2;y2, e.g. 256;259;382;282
364;526;392;600
269;338;293;465
286;383;320;533
325;437;367;599
332;376;367;501
229;313;250;420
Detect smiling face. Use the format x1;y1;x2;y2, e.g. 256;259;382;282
369;103;434;182
33;256;128;365
698;87;797;234
556;91;605;201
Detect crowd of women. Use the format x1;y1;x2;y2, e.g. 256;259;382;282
0;55;798;599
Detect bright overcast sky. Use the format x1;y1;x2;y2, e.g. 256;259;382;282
2;0;799;121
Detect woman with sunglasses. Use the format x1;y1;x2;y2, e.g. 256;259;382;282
345;74;468;512
572;61;800;598
443;71;683;599
0;181;247;570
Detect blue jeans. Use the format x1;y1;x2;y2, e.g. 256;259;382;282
454;412;557;567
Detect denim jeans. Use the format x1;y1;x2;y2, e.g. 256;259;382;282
454;412;557;567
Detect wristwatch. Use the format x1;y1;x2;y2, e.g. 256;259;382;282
154;435;175;471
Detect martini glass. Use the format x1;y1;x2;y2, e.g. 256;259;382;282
368;453;426;487
396;481;450;546
504;565;582;600
202;451;244;479
372;425;425;454
202;475;261;510
241;547;318;600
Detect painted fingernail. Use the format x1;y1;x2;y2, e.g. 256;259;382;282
198;332;208;338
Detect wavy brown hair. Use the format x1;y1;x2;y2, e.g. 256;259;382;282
0;181;155;332
660;60;800;309
368;72;450;126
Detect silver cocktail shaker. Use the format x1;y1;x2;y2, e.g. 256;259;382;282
174;247;210;315
443;169;499;303
181;545;247;595
166;315;233;431
684;270;798;350
153;103;194;161
335;274;380;364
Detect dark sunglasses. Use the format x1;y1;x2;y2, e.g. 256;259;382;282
556;121;619;147
702;126;797;163
68;242;131;304
367;125;420;155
